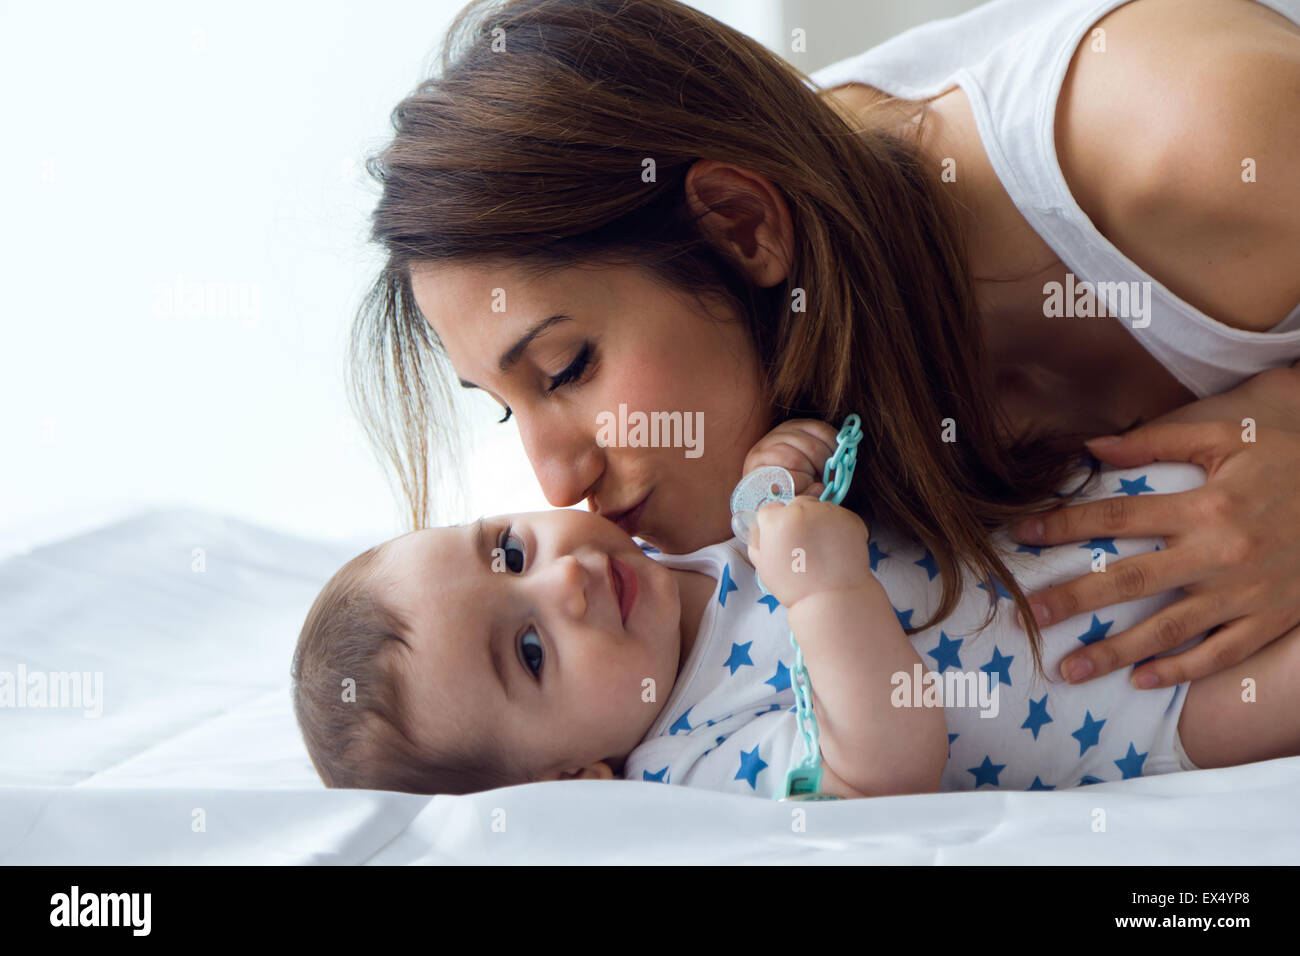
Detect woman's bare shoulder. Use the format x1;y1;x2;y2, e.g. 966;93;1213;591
1055;0;1300;331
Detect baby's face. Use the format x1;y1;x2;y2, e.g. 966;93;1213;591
376;508;686;783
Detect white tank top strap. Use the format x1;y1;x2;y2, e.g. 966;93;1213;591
808;0;1300;398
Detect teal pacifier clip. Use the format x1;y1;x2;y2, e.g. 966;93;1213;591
728;415;863;801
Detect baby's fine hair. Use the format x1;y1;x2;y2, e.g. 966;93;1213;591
291;540;524;795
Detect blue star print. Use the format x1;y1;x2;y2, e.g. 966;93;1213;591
1077;614;1114;646
1118;475;1154;495
927;631;964;672
757;593;780;613
734;745;768;790
948;732;959;758
1079;775;1105;786
1022;694;1053;740
1114;743;1148;779
1072;710;1106;756
717;563;738;606
1081;537;1119;555
1027;776;1055;791
668;707;693;735
894;606;914;629
1016;543;1044;556
765;661;791;694
914;549;939;580
643;766;668;782
977;577;1013;602
982;646;1015;686
723;642;754;675
968;755;1006;787
868;540;890;572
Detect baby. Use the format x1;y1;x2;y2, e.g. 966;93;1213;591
292;423;1300;799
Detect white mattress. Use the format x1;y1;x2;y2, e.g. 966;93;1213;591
2;509;1297;864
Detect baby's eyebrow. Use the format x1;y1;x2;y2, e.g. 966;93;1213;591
469;517;510;698
473;517;486;561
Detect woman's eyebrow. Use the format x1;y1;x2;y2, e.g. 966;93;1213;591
457;314;571;389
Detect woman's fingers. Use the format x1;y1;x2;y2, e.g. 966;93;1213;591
1050;591;1231;686
1125;614;1276;690
1081;421;1240;472
1014;548;1199;631
1013;487;1191;546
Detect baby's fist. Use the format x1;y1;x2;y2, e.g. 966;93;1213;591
745;496;871;608
743;419;840;499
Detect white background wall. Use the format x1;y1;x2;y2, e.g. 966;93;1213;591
0;0;981;558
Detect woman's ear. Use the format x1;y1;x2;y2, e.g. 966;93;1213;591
684;159;794;289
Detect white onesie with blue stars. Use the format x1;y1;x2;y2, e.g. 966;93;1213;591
621;461;1207;798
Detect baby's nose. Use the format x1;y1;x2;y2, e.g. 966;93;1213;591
553;554;589;620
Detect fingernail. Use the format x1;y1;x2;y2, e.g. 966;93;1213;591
1133;670;1159;690
1084;435;1121;448
1064;658;1093;682
1029;601;1050;626
1020;519;1045;543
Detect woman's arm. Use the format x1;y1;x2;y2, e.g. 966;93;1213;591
1056;0;1300;333
1136;363;1300;432
1022;3;1300;689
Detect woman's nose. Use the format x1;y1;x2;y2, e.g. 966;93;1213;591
516;413;604;508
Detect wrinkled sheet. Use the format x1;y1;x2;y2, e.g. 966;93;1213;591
2;509;1296;864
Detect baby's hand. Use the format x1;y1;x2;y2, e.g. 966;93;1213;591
746;496;872;609
742;419;840;499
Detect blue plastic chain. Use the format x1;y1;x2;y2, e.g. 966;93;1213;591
728;414;863;801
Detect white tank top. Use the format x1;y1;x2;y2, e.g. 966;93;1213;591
808;0;1300;398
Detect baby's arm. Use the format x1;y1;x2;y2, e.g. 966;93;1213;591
747;496;948;798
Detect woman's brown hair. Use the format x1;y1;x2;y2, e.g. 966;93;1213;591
348;0;1099;676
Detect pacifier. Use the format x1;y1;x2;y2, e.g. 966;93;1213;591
729;465;796;546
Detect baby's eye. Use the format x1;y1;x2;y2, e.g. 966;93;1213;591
498;527;526;573
519;627;543;678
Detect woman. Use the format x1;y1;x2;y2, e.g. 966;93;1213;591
349;0;1300;694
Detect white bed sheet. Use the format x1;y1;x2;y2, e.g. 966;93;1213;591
2;509;1297;865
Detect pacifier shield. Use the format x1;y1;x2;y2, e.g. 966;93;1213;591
729;466;795;515
729;466;795;546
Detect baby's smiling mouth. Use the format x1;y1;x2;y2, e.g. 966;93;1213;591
608;555;637;626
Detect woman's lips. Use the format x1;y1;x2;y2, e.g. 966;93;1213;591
610;556;638;626
610;494;650;536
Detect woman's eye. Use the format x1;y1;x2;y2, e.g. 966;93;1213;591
545;342;593;394
499;528;525;573
519;627;543;678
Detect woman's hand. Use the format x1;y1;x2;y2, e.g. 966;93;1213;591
742;419;840;499
1011;421;1300;690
